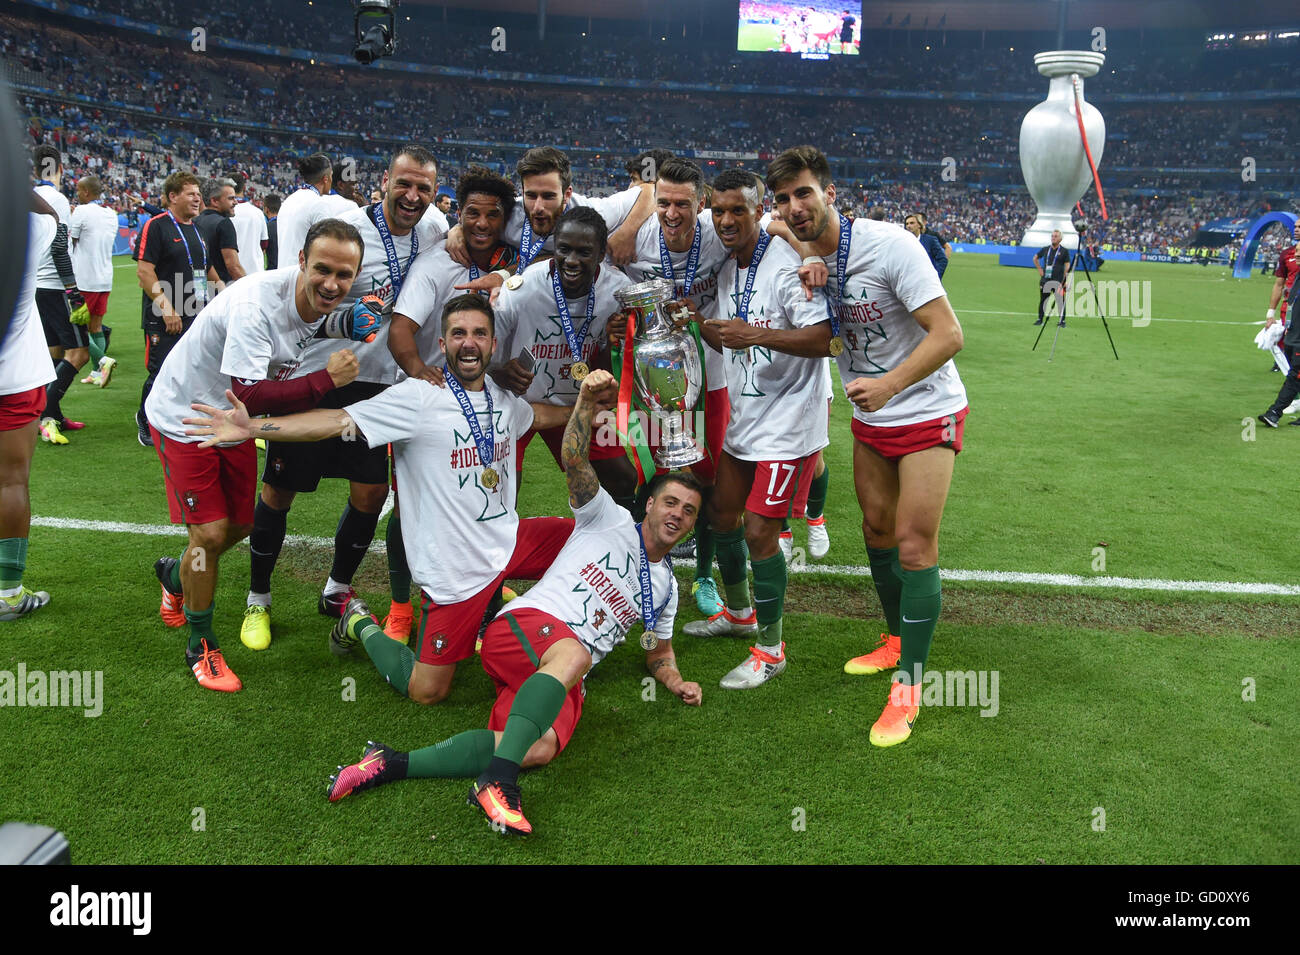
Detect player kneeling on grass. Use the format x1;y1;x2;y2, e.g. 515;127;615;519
320;371;703;836
188;295;582;707
146;219;372;692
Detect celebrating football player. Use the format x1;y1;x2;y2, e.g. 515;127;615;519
681;169;832;691
319;369;703;837
147;219;366;692
616;157;733;615
378;164;519;641
490;206;639;510
768;146;968;747
187;295;579;707
238;147;440;653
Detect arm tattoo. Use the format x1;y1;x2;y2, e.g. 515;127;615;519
561;399;601;508
649;658;671;675
258;423;281;433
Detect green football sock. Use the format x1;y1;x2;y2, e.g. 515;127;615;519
88;331;107;366
714;526;751;609
867;547;903;635
185;605;216;653
493;672;567;767
751;550;786;646
360;617;415;696
385;512;410;604
407;729;495;779
694;521;716;578
806;461;830;520
897;565;942;684
0;537;28;590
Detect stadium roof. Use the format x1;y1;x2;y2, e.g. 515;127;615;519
406;0;1290;32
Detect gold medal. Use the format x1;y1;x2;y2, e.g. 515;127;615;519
640;631;658;651
481;466;500;489
570;361;589;381
504;275;523;291
829;336;844;357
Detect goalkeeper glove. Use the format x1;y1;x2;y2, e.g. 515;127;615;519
64;287;85;311
319;294;387;343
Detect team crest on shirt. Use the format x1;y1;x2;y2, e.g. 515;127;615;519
538;625;552;638
592;609;607;628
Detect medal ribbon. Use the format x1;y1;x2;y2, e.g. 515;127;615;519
373;201;417;302
167;212;202;270
443;366;495;471
658;223;702;296
821;214;851;338
518;216;546;271
736;229;772;325
635;523;673;633
550;266;597;367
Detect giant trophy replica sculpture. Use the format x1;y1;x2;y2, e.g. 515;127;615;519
615;278;704;468
1019;50;1106;251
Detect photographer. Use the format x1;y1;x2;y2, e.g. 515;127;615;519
1033;229;1070;328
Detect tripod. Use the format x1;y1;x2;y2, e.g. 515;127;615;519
1031;242;1119;360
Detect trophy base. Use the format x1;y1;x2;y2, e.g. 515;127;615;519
654;441;704;469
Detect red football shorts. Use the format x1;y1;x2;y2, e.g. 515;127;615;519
851;406;968;461
480;608;586;753
0;386;47;430
82;291;110;318
413;516;574;666
744;450;822;520
152;428;257;525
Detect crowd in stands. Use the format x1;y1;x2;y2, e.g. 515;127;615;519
6;15;1293;179
6;7;1296;258
66;0;1300;94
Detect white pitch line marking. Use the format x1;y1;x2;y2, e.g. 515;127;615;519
954;307;1258;327
30;516;1299;596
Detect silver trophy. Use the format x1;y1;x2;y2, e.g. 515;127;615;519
615;278;704;468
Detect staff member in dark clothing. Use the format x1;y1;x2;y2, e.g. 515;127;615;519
1259;278;1300;427
133;171;218;447
839;10;856;53
1033;229;1070;328
195;177;243;288
264;193;282;270
905;213;949;279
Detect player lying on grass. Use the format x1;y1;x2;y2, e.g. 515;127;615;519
323;370;703;836
186;294;583;706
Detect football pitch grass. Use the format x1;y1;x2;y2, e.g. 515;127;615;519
2;254;1295;864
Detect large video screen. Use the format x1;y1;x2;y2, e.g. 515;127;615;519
737;2;861;57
